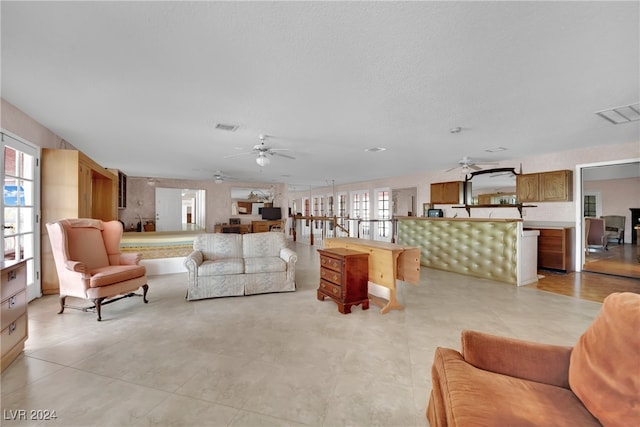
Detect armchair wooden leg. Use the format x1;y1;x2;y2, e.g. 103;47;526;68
142;284;149;303
58;295;66;314
93;297;106;321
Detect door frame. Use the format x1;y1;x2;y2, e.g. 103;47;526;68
1;129;42;301
574;157;640;272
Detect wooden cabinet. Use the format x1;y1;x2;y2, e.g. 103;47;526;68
540;170;572;201
517;170;573;202
251;220;282;233
525;226;575;271
1;260;28;372
431;181;465;204
108;169;127;209
42;149;118;294
516;173;540;202
317;248;369;314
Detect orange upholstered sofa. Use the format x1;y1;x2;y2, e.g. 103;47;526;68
427;292;640;426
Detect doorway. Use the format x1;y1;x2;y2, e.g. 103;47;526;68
155;187;206;231
577;159;640;278
1;131;41;301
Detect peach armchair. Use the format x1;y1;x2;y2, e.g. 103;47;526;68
427;292;640;426
46;218;148;321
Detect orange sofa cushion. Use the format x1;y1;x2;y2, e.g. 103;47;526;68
569;292;640;426
432;347;600;426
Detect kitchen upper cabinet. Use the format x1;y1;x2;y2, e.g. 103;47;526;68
516;170;573;202
430;181;465;204
516;174;540;202
540;170;573;201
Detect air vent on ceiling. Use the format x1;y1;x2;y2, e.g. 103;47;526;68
215;123;239;132
595;103;640;125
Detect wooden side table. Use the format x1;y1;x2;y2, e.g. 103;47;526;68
317;248;369;314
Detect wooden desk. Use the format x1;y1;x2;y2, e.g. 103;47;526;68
214;224;251;234
251;220;282;233
323;237;420;314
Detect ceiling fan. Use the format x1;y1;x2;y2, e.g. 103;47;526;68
446;156;499;172
225;134;295;166
212;170;237;184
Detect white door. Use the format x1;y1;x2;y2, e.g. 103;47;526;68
1;131;41;301
155;188;182;231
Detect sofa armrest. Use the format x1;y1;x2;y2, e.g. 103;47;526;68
461;330;572;389
120;252;142;265
184;250;204;272
279;247;298;264
64;260;86;273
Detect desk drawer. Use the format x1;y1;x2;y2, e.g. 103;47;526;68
319;280;342;299
1;290;27;331
1;313;27;358
320;256;343;272
1;263;26;302
320;267;342;285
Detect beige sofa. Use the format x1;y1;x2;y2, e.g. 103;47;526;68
427;292;640;426
184;232;297;301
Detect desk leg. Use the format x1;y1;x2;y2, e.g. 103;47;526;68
380;287;404;314
368;282;404;314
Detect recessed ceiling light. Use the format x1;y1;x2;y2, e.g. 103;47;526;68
485;147;507;153
365;147;386;152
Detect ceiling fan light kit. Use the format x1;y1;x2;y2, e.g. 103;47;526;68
225;134;294;167
256;153;270;167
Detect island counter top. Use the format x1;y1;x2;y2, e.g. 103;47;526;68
394;216;523;223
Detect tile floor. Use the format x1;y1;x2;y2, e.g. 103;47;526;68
1;241;603;427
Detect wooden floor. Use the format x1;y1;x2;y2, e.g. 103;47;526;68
583;241;640;279
527;243;640;303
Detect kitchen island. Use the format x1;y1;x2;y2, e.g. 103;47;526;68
396;217;539;286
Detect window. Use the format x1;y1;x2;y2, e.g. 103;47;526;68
351;190;370;236
584;194;596;217
377;190;390;237
304;197;310;226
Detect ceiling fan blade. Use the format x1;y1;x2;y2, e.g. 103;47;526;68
223;151;253;159
272;152;296;159
469;165;482;171
445;166;460;172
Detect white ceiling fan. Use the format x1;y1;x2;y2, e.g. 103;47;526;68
446;156;499;173
225;134;295;167
211;170;237;184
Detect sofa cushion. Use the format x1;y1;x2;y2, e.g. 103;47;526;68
432;347;600;427
244;256;286;274
242;232;285;258
89;265;146;288
199;258;244;276
194;234;243;260
569;292;640;426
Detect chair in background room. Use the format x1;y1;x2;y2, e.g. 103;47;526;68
585;217;607;252
46;218;148;321
601;215;625;245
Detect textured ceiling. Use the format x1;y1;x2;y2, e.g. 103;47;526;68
2;1;639;187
